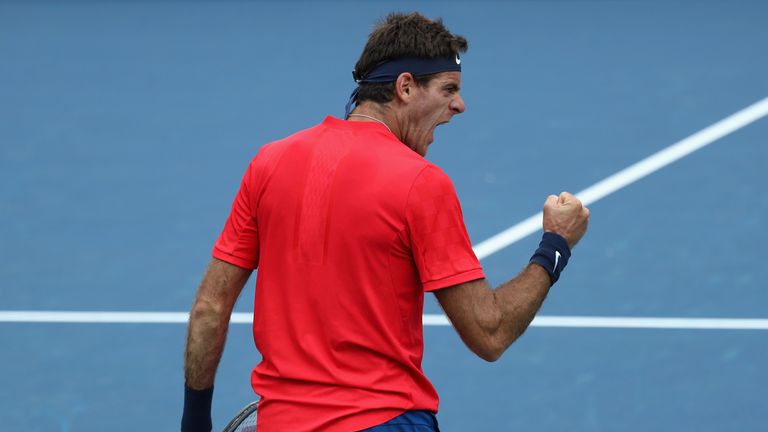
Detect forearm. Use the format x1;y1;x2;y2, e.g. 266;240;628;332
435;263;551;362
182;307;227;432
486;263;552;357
184;300;232;388
474;231;574;359
436;192;589;362
182;259;251;431
184;259;251;389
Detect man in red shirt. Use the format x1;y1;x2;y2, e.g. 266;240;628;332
182;12;589;432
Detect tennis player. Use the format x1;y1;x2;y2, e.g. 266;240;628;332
182;12;589;432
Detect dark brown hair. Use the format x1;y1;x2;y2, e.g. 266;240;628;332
353;12;468;104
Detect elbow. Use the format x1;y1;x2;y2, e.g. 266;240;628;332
476;350;501;363
190;298;213;318
461;316;507;362
482;348;503;362
189;297;226;324
473;313;507;362
470;336;505;362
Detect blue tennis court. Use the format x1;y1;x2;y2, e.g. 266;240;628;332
2;1;767;430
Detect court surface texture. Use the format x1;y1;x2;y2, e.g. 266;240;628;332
1;1;767;431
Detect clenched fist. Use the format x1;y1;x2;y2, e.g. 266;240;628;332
542;192;589;248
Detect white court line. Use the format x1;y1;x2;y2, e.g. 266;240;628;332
1;311;767;330
472;96;768;259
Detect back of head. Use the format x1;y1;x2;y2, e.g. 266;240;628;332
353;12;468;105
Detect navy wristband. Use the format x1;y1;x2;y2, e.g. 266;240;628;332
181;385;213;432
529;232;571;285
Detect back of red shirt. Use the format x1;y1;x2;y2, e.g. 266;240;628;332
214;116;484;431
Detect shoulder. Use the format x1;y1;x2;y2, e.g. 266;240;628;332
416;162;452;183
248;120;328;165
410;162;456;195
402;162;462;223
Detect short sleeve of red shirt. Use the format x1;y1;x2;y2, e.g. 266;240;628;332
212;159;260;270
406;165;485;292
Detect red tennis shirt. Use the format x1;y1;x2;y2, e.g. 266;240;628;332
213;116;484;431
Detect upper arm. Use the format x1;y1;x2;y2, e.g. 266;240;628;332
433;278;502;361
212;157;262;270
405;165;484;291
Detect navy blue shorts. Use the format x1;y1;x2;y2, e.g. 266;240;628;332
361;410;440;432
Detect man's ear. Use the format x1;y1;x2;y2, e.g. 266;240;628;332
394;72;415;103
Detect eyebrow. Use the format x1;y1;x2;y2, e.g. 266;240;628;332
442;82;460;91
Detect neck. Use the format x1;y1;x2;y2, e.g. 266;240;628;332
349;103;402;140
350;104;420;155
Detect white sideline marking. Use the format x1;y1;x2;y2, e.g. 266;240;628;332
530;316;768;330
1;311;767;330
472;96;768;260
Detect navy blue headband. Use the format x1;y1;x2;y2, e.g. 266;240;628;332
345;54;462;117
354;55;462;83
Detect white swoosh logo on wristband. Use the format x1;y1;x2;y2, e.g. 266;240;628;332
554;251;561;269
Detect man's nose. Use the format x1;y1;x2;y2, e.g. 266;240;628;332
451;94;466;114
